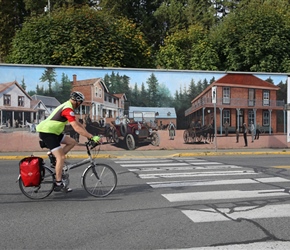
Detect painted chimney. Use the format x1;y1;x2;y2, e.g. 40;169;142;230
73;74;77;85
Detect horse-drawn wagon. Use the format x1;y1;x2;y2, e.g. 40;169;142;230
183;124;213;143
64;119;115;143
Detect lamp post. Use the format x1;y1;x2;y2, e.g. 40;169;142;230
207;109;210;124
212;86;217;151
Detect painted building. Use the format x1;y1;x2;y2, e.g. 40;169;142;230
0;81;44;127
31;94;61;118
71;74;126;123
185;73;285;134
129;106;177;129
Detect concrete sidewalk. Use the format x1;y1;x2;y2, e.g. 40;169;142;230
0;129;289;159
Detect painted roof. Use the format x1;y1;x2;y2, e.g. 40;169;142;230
191;73;280;103
31;95;61;107
129;106;177;119
72;77;109;93
113;93;127;100
0;81;32;99
214;73;280;89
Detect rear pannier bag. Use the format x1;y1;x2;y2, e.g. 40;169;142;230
19;156;45;187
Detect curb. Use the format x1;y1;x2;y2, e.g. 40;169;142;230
1;150;290;160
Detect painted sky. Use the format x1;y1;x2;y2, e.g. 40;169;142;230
0;64;288;96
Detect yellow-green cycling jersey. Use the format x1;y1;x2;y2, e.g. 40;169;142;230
36;101;74;135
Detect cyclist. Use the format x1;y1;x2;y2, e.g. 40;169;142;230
36;91;100;192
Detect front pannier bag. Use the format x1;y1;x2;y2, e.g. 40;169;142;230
19;156;45;187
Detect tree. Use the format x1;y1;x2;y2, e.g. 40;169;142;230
7;6;151;68
0;0;26;62
53;73;71;103
157;83;173;107
39;68;56;96
146;73;159;107
99;0;164;56
157;24;219;70
139;83;148;107
21;77;27;90
210;1;290;72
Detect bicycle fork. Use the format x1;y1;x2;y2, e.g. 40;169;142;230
81;164;100;187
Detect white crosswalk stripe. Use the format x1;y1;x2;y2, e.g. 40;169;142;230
147;177;289;188
115;157;290;224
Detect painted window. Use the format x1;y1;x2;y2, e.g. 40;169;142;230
263;111;269;125
223;110;230;125
222;87;230;104
248;110;254;124
248;89;255;106
263;90;270;106
18;96;24;106
4;95;11;105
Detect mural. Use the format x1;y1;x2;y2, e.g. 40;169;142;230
0;64;287;96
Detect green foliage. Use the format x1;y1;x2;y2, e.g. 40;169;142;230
7;6;151;68
211;1;290;72
21;77;27;90
146;73;159;106
40;68;57;96
0;0;26;62
157;24;219;70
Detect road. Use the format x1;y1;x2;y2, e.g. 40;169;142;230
1;155;290;250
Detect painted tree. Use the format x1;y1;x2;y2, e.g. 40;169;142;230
146;73;159;107
39;68;57;96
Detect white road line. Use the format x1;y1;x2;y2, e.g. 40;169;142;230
182;204;290;223
115;160;174;164
147;177;289;188
120;162;189;168
189;162;222;165
128;165;242;172
162;189;289;202
139;170;257;179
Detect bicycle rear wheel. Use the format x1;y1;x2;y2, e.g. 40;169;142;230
19;166;54;199
82;164;117;197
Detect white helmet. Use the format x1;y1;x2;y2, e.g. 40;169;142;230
70;91;85;102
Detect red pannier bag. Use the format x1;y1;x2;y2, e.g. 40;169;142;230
19;156;45;187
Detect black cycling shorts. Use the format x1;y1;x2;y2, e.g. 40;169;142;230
39;132;65;151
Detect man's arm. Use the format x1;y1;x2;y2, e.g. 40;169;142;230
70;120;93;139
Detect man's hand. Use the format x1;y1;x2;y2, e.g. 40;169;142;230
91;135;101;143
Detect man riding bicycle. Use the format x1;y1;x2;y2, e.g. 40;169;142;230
36;91;100;192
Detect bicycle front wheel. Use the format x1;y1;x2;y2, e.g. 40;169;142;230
19;166;54;199
82;164;117;197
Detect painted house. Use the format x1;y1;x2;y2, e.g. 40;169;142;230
129;106;177;129
31;94;61;118
71;74;126;123
0;81;36;127
185;73;285;134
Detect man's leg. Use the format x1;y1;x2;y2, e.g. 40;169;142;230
61;135;78;155
52;147;66;182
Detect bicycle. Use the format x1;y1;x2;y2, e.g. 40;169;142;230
18;139;117;200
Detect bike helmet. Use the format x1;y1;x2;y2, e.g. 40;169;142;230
70;91;85;102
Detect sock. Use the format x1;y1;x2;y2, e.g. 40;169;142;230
56;181;62;186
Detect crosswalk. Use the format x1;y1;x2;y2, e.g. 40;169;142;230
114;157;290;224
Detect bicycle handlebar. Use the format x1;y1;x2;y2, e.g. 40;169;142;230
86;137;103;150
